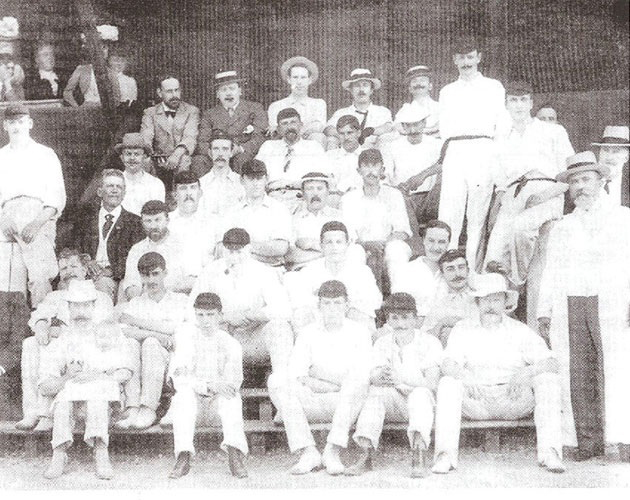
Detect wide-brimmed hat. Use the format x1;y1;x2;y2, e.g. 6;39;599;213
214;70;244;88
591;126;630;148
396;103;430;124
114;133;152;156
280;56;319;84
342;68;382;91
470;273;519;311
556;151;610;183
63;279;98;303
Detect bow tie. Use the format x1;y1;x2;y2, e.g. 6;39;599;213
165;110;176;118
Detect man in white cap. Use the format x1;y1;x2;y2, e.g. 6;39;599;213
395;65;439;137
538;151;630;462
592;125;630;207
324;68;393;150
268;56;327;147
0;104;66;306
433;273;565;474
438;37;507;270
194;70;267;176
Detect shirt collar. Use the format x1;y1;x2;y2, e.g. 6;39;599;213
162;102;177;114
39;69;58;80
223;101;240;113
99;204;122;218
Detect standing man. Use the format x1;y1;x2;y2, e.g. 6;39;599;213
268;56;327;147
395;65;439;136
0;104;66;306
438;37;506;269
538;151;630;461
433;273;565;474
141;75;200;188
168;292;248;479
194;70;267;176
197;130;245;217
592;125;629;207
325;68;393;150
346;293;443;478
268;280;372;475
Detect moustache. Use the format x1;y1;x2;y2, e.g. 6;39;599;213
411;85;427;91
453;276;466;282
184;195;194;201
310;196;322;203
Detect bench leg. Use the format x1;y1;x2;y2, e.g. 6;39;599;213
483;430;501;453
249;432;266;455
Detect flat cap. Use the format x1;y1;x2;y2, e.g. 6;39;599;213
173;170;200;186
382;292;417;313
222;227;251;249
505;81;534;96
241;159;267;178
318;280;348;299
194;292;223;311
277;107;301;122
3;103;30;120
336;114;361;130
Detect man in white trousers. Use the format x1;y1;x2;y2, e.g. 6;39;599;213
345;292;442;478
167;292;248;479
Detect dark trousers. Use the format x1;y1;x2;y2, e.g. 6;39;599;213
567;296;606;454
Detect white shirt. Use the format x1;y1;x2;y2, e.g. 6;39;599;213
289;318;372;385
122;170;166;216
118;290;188;328
384;135;442;187
325;146;365;193
391;256;446;316
0;139;66;216
327;103;393;130
198;167;245;217
494;118;574;189
268;95;327;132
115;72;138;103
439;72;506;139
168;209;219;276
225;195;293;245
255;138;327;185
39;69;59;96
96;204;122;267
445;315;553;386
341;185;411;241
291;204;346;242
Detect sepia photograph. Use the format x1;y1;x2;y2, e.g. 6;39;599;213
0;0;629;491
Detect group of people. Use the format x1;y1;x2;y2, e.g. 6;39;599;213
0;35;629;483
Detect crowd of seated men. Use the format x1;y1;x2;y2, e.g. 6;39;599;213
1;28;629;483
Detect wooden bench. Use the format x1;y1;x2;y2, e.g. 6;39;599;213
0;388;535;457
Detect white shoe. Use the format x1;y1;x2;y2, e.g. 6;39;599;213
431;452;454;474
322;444;345;476
131;407;157;429
114;407;139;430
542;449;566;474
290;447;322;475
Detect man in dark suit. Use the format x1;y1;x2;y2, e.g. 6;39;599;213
140;75;200;189
24;42;67;100
192;70;267;177
73;169;144;301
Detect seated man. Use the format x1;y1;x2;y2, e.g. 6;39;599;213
268;280;372;475
225;160;293;267
346;293;442;478
268;56;327;146
169;171;220;273
198;130;246;217
256;107;326;209
168;292;248;479
39;281;132;480
341;149;412;292
285;221;380;331
422;249;477;347
432;273;566;474
390;219;451;320
116;133;165;217
73;169;145;301
17;248;114;431
194;70;267;176
115;252;188;429
123;200;194;301
0;104;66;306
325;115;365;198
190;228;293;377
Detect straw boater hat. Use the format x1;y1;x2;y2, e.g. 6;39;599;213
280;56;319;84
591;126;630;148
114;133;152;156
469;273;519;312
396;103;430;124
404;65;431;82
63;279;98;303
213;70;243;88
556;151;610;183
342;68;382;91
293;171;334;190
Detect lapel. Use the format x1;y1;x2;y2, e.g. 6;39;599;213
109;209;128;242
172;103;189;136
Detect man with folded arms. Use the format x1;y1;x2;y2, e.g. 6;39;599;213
346;293;442;478
168;292;248;479
268;280;372;475
432;273;565;474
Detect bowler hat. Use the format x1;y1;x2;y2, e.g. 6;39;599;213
114;133;152;156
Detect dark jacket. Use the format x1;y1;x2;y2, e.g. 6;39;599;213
24;67;68;100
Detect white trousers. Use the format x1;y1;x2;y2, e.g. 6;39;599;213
438;139;496;269
170;380;248;456
51;400;110;449
125;337;169;410
268;373;368;452
434;373;563;468
21;336;58;419
353;385;434;450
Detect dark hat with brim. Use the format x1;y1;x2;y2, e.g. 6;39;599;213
556;151;610;183
3;103;30;120
114;133;152;156
222;227;250;250
280;56;319;84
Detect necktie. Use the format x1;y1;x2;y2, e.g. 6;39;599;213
284;144;294;173
356;110;369;131
165;110;176;118
102;214;114;238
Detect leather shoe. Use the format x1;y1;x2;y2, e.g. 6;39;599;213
344;447;372;476
169;452;191;479
227;446;248;478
